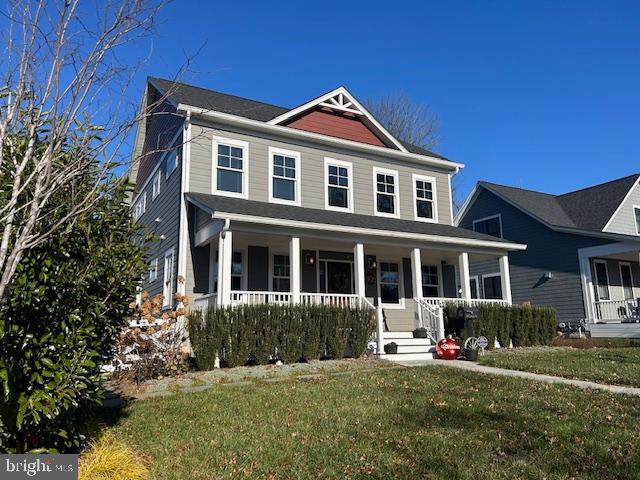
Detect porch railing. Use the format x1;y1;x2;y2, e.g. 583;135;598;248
421;297;511;308
593;299;640;322
230;291;292;306
300;293;360;308
414;298;445;342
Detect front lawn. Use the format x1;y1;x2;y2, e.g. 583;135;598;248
105;365;640;479
479;347;640;387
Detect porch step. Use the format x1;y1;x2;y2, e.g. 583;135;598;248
378;351;439;362
384;331;431;340
384;337;434;347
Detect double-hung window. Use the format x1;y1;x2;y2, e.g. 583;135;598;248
380;262;401;304
133;192;146;221
413;174;437;222
231;252;243;290
421;265;439;297
473;215;503;238
162;248;174;308
149;258;158;283
152;170;161;199
325;158;353;212
213;137;248;198
635;206;640;235
269;147;300;205
272;254;291;292
373;168;399;217
165;140;181;177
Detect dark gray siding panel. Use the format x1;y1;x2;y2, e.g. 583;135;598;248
442;265;457;298
248;246;269;291
301;250;317;293
459;188;613;323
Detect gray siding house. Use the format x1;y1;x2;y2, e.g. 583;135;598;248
456;175;640;338
128;78;525;359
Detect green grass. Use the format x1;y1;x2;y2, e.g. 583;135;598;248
106;366;640;479
479;347;640;387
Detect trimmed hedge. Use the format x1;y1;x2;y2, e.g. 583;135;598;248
444;303;557;349
188;304;375;369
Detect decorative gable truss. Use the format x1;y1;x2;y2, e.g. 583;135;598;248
268;87;407;152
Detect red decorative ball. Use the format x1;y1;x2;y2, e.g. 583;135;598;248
436;337;460;360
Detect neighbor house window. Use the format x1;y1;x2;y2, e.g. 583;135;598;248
593;260;610;301
272;254;291;292
473;215;502;238
325;158;353;212
413;175;437;222
133;192;146;221
619;263;635;300
269;147;300;205
149;258;158;283
231;252;243;290
213;137;248;197
373;168;399;217
152;170;161;199
380;262;400;304
421;265;439;297
635;207;640;235
165;141;181;177
162;248;174;308
482;274;503;300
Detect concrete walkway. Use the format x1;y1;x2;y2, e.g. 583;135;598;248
397;359;640;397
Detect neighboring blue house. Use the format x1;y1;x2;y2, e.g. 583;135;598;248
455;174;640;338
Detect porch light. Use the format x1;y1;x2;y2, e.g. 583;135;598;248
367;257;377;269
305;253;315;265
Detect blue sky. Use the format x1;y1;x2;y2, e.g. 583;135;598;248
132;0;639;201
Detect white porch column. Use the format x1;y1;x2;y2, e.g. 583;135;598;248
411;248;423;300
376;300;384;355
219;230;232;306
353;243;366;299
458;252;472;302
289;236;301;304
499;255;513;305
579;255;596;322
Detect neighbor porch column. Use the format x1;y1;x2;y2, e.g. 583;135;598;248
458;252;472;302
353;243;366;299
499;255;513;305
218;230;232;306
290;236;301;304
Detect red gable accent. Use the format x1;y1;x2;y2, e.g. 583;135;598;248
284;107;387;147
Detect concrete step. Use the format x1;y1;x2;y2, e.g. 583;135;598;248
384;331;431;340
394;344;436;354
378;352;439;362
384;337;433;347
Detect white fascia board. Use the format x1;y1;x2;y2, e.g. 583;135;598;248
211;211;527;251
177;103;464;172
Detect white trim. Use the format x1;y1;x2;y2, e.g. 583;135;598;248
194;219;225;247
618;261;635;300
481;272;502;300
178;103;464;171
266;86;408;153
499;255;512;304
603;176;640;232
162;248;175;308
268;146;301;206
324;157;354;213
151;170;161;200
592;259;611;301
289;237;301;303
377;259;405;309
372;167;400;219
472;214;503;238
459;252;472;301
212;135;249;199
634;205;640;235
354;243;366;297
448;173;455;226
412;173;438;223
210;211;528;251
176;116;192;295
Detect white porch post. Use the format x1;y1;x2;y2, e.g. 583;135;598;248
219;230;232;306
499;255;513;305
579;255;596;322
376;300;384;355
353;243;366;299
411;248;423;328
458;252;472;302
290;236;301;304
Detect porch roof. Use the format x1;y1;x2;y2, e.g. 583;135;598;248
186;193;526;251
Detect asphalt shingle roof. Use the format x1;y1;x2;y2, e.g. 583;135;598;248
186;192;519;246
480;173;640;232
148;77;449;160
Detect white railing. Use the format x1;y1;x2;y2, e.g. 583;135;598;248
593;299;640;322
230;291;292;306
300;293;360;308
414;298;444;342
421;297;510;308
193;293;217;311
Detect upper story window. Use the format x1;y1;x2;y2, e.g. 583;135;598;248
635;206;640;234
132;192;146;221
325;158;353;212
165;142;181;177
269;147;300;205
413;174;438;222
152;170;161;200
373;167;399;218
213;137;248;198
473;214;502;238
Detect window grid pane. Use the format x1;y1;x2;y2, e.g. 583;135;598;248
327;163;350;209
217;143;244;194
376;172;396;214
273;254;291;292
273;154;297;201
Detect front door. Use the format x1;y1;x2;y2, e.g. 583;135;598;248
326;261;353;294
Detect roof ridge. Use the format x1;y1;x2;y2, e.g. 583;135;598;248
479;180;558;197
557;172;640;198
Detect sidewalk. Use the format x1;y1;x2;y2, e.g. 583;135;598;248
397;359;640;397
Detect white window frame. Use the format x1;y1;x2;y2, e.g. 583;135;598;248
593;259;611;301
634;205;640;235
481;272;502;300
268;146;301;206
618;261;635;300
165;144;180;178
324;158;354;213
162;248;175;309
133;192;146;221
470;275;480;299
149;258;158;283
472;214;503;239
372;167;400;218
269;252;291;292
212;136;249;199
412;174;438;223
377;260;405;308
151;170;161;200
